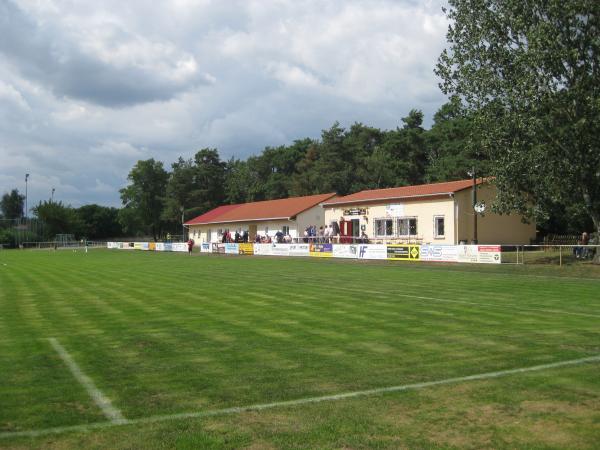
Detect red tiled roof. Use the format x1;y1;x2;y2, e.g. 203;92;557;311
184;192;336;225
322;179;486;206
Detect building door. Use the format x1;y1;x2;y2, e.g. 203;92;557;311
351;219;360;240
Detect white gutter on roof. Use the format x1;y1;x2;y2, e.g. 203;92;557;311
322;192;455;207
187;216;292;226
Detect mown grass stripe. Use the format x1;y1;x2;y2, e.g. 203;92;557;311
2;352;598;440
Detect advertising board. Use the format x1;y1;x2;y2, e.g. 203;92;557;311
141;242;150;251
420;245;459;262
289;244;310;256
478;245;502;264
387;245;420;261
310;243;333;257
357;244;387;260
457;245;479;263
155;242;165;252
148;242;156;251
253;244;272;255
238;243;254;255
271;244;291;256
332;244;359;259
225;243;239;254
171;243;187;252
200;242;211;253
212;243;225;254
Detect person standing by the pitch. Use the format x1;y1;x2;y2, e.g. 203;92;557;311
187;238;195;255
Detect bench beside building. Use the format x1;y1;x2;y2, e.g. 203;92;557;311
322;179;535;245
185;192;336;243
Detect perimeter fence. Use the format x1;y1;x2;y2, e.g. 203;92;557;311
501;245;599;266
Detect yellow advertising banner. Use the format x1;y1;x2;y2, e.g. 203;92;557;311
149;242;156;251
238;243;254;255
386;245;420;261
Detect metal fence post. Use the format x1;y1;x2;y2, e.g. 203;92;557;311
559;246;562;266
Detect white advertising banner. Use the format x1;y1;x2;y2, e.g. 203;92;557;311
107;242;117;249
332;244;359;259
141;242;150;251
271;244;291;256
200;242;211;253
171;243;188;252
154;242;165;251
420;245;459;262
457;245;479;263
225;243;239;254
357;244;388;260
253;244;273;256
478;245;502;264
289;243;310;256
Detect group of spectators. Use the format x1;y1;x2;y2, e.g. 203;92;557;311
220;230;249;243
254;232;292;244
574;231;596;259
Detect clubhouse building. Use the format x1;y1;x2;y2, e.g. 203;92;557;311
185;179;535;245
322;179;536;245
184;193;335;243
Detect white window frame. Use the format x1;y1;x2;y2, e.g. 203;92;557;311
374;218;394;237
434;215;445;238
397;217;418;237
282;225;290;235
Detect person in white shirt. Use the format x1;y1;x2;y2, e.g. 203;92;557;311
324;225;331;243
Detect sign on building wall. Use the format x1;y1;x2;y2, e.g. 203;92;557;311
385;204;404;217
343;208;367;216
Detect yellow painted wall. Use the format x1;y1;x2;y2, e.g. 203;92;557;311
454;184;536;244
324;196;456;244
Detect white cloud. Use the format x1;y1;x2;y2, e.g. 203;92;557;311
0;0;450;207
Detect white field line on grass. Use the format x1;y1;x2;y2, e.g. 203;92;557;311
2;353;600;440
331;285;600;319
47;338;126;424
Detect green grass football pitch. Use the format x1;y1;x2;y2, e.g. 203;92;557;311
0;249;599;449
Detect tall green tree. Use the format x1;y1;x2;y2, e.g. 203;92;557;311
32;201;81;239
1;189;25;219
425;98;487;182
119;159;168;241
75;204;123;239
437;0;600;241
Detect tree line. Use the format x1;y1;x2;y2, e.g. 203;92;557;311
1;95;593;244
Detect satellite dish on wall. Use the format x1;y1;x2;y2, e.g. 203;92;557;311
474;201;486;214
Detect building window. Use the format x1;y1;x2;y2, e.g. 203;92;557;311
397;217;417;236
282;225;290;235
434;216;445;238
374;218;394;237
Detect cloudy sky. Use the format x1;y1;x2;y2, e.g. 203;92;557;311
0;0;449;208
